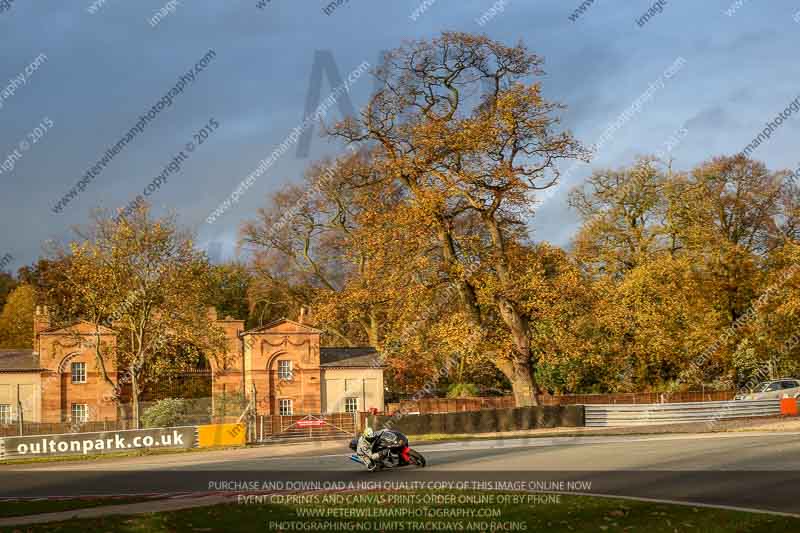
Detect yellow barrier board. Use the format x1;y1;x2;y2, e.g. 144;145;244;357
197;423;247;448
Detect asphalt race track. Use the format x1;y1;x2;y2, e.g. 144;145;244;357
2;432;799;514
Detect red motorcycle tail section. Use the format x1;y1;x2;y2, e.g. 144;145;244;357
401;446;411;464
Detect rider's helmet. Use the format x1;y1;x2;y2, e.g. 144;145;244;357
363;427;375;441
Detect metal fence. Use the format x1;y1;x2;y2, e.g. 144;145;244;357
386;392;736;414
584;399;785;427
542;391;735;405
251;413;359;442
385;397;516;414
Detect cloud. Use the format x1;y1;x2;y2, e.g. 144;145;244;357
1;1;799;265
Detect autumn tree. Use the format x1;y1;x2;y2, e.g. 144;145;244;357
208;262;253;327
0;284;35;349
16;257;85;324
327;32;588;406
568;154;797;391
0;271;16;312
673;156;784;323
242;37;800;398
569;158;674;278
61;206;226;427
738;239;800;382
242;150;392;347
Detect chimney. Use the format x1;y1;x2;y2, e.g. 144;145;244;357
298;306;307;324
34;305;51;346
207;306;218;322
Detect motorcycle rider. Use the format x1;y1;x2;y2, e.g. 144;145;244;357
356;427;390;470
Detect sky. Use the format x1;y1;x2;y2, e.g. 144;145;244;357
1;0;799;271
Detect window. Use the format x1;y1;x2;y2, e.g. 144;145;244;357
71;403;88;423
277;360;293;381
0;405;10;425
345;398;358;413
755;382;772;392
765;382;782;392
71;362;86;384
781;381;800;390
278;399;293;416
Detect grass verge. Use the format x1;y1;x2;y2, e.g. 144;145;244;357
0;491;796;532
0;496;157;518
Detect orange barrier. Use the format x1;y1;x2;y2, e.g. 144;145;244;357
780;397;799;416
197;423;246;448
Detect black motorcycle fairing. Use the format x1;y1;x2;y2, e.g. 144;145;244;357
373;430;408;452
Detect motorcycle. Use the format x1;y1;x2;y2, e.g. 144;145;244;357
349;429;426;471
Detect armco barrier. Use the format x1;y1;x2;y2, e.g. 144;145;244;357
585;399;785;427
369;405;585;435
0;426;197;460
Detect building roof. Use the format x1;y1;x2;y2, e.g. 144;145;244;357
39;320;117;335
240;317;323;336
0;350;42;372
320;347;384;368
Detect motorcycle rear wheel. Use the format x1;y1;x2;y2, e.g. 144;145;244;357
408;448;426;467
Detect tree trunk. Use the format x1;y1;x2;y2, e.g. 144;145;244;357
495;356;538;407
130;371;141;429
355;314;380;347
511;358;537;407
494;295;539;406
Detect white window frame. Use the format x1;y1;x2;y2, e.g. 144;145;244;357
0;404;10;425
71;403;88;423
278;399;293;416
344;397;358;413
277;360;293;381
71;361;87;384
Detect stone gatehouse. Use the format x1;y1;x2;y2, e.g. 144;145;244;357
0;307;384;424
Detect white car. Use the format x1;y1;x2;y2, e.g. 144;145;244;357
735;378;800;400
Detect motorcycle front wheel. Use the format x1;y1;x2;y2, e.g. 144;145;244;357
408;448;426;467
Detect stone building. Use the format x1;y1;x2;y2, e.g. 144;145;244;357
240;318;385;417
0;307;384;424
0;306;118;424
